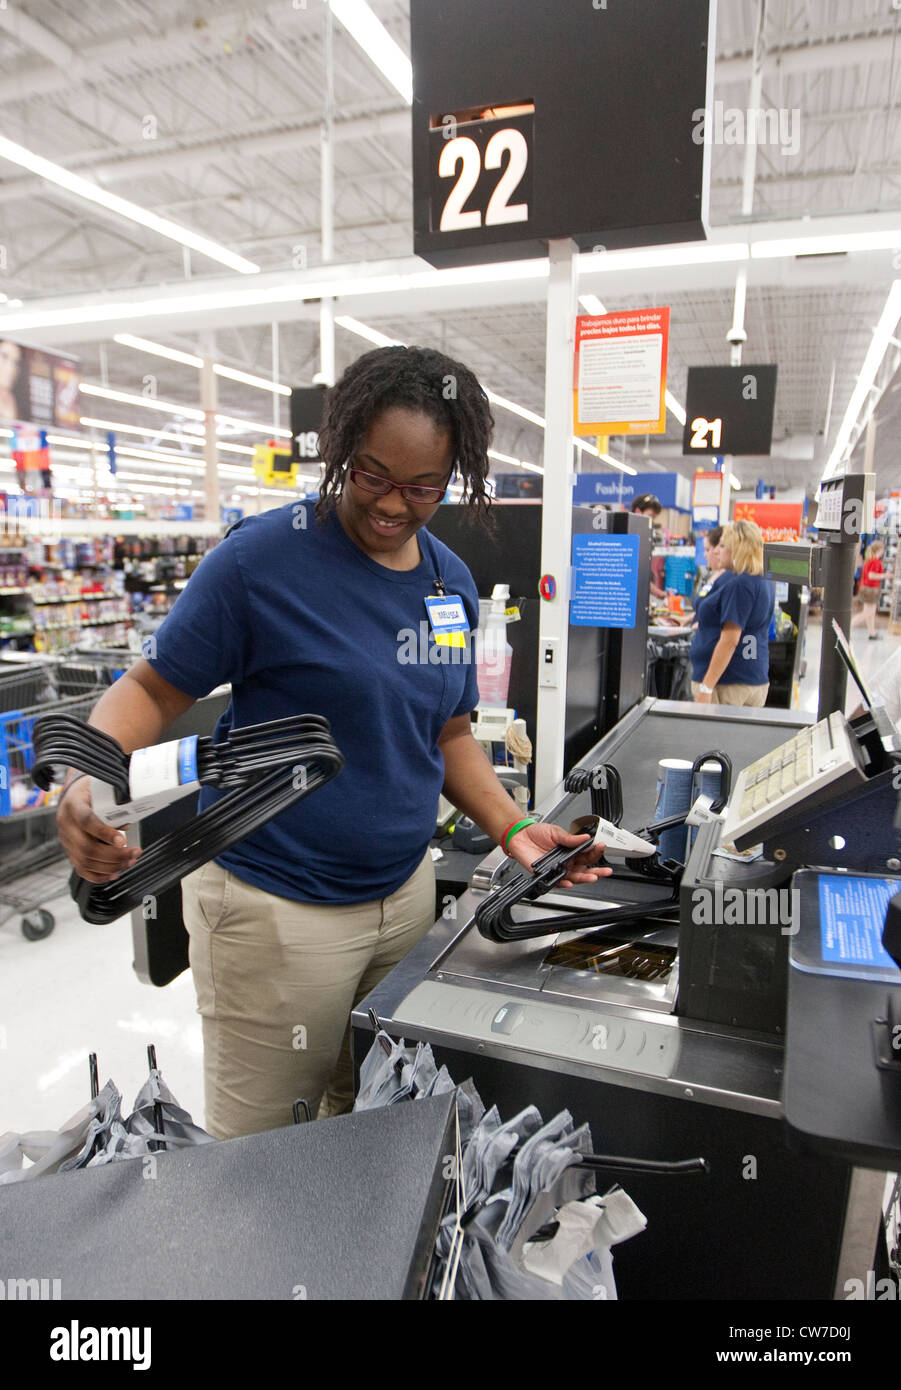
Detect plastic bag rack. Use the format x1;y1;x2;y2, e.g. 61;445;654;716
32;713;344;924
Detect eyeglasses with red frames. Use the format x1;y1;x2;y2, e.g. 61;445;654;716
348;467;448;505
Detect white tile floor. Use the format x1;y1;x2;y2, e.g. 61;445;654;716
1;609;898;1141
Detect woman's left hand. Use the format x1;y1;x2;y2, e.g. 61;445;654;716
505;820;613;888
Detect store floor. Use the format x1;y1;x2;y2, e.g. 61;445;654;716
2;611;899;1140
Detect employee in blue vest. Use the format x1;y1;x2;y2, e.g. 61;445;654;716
55;346;610;1139
690;520;775;706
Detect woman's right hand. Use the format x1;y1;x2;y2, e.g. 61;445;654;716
56;777;142;884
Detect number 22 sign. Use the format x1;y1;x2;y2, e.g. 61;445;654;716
428;111;534;237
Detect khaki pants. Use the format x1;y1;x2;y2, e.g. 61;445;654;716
181;852;436;1139
691;681;769;707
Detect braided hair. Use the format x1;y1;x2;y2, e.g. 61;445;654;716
315;345;494;526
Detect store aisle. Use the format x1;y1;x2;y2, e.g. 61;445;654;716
797;613;901;717
0;889;204;1137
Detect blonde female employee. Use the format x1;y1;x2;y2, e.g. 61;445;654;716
55;345;610;1139
690;519;775;706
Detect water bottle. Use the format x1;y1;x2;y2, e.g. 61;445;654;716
476;583;514;707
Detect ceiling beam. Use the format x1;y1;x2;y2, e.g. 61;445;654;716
4;211;900;347
716;29;901;83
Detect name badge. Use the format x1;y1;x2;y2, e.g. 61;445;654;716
425;594;468;647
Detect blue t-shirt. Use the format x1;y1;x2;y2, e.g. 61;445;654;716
690;570;774;686
148;502;480;903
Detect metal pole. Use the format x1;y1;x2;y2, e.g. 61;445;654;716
818;539;856;718
535;238;578;804
320;0;336;385
271;321;280;433
200;339;218;526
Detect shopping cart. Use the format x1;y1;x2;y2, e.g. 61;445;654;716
54;646;134;698
0;660;61;713
0;692;96;940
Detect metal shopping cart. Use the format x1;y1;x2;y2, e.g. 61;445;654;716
0;692;97;941
54;645;134;698
0;659;62;713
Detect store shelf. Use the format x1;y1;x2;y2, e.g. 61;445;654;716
32;593;119;605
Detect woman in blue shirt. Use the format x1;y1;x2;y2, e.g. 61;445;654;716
55;346;608;1138
691;520;774;706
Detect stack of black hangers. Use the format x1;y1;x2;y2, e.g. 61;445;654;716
476;752;731;944
32;713;343;924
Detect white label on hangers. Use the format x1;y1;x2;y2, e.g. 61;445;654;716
684;794;723;827
129;736;200;801
568;813;656;858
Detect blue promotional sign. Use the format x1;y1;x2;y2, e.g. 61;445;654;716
221;507;243;526
173;503;194;521
570;533;639;629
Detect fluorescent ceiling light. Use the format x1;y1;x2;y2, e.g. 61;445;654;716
597;451;638;477
823;280;901;477
665;390;687;426
114;334;203;368
730;475;742;490
751;230;901;259
334;315;403;347
484;390;545;429
80;383;204;419
80;417;256;455
214;364;291;395
520;462;545;474
578;294;607;315
217;441;257;456
215;413;291;439
329;0;413;104
81;415;184;438
114;334;291;395
488;449;523;467
80;384;290;437
0;136;259;275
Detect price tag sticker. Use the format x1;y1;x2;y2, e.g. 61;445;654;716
425;593;469;648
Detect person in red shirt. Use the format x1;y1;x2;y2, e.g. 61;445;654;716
852;539;885;639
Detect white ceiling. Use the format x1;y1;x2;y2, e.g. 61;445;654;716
1;0;901;499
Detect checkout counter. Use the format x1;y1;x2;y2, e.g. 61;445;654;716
353;697;901;1301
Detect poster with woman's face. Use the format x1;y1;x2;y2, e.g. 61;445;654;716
0;338;30;424
0;338;80;427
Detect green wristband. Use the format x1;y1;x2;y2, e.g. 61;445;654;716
503;817;537;852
